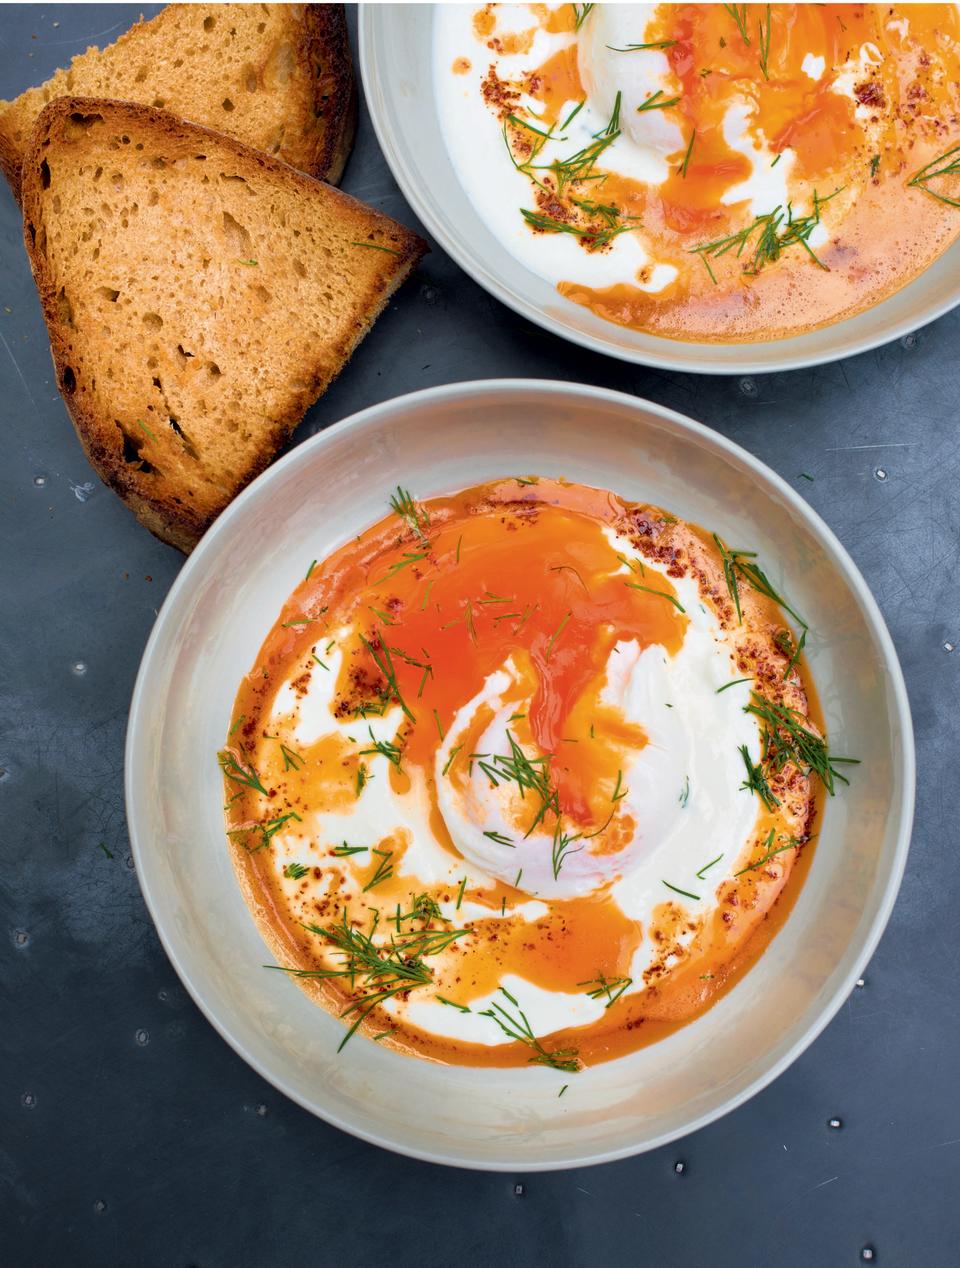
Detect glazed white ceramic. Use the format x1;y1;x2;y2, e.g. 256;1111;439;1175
358;4;960;375
125;380;914;1170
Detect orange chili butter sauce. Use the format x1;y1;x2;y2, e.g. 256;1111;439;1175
223;478;822;1069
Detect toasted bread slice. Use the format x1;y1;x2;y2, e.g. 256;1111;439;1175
0;4;355;201
22;97;426;551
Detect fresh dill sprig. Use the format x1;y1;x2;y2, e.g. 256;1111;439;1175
548;564;590;592
908;144;960;209
520;208;636;250
739;743;780;810
270;909;467;1050
552;824;584;879
607;39;676;51
529;92;622;195
625;579;686;613
544;610;573;658
636;90;681;113
374;550;429;584
723;3;750;44
479;987;581;1072
483;830;515;847
716;677;752;694
616;551;645;578
389;485;430;544
358;726;403;770
477;732;560;837
395;893;447;926
332;842;367;857
758;3;772;79
362;847;395;892
679;128;696;179
696;853;724;879
283;862;310;880
280;742;303;772
441;744;462;777
368;605;397;627
611;769;627;803
662;880;700;901
359;632;415;722
775;626;808;678
228;810;302;853
691;188;843;282
507;112;557;142
711;532;806;629
561;99;585;130
572;2;594;30
387;643;433;672
218;749;267;796
436;995;471;1013
351;240;403;256
578;973;633;1008
735;829;802;876
745;693;859;795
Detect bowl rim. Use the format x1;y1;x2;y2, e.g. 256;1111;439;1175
125;378;915;1170
357;3;960;377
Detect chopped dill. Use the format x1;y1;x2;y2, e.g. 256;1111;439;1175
625;580;686;612
739;743;780;810
478;987;581;1072
579;973;633;1008
662;880;700;902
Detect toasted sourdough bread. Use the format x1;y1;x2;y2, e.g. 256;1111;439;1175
0;4;355;202
21;97;426;551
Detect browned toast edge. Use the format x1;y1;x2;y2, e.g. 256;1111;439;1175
0;3;357;203
303;3;357;186
21;96;426;552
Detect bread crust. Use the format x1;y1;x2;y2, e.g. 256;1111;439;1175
301;3;357;185
0;3;356;201
21;96;426;552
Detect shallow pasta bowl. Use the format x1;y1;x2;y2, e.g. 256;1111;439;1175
358;3;960;375
125;379;913;1170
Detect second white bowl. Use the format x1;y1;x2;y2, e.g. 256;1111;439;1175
359;3;960;375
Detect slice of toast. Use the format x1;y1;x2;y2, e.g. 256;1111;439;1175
0;4;355;201
21;97;426;551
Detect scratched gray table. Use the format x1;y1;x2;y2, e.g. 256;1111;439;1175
2;7;958;1267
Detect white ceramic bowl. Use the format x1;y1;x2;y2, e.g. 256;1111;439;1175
358;4;960;375
125;380;913;1170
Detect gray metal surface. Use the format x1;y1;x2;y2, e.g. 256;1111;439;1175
1;6;957;1266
